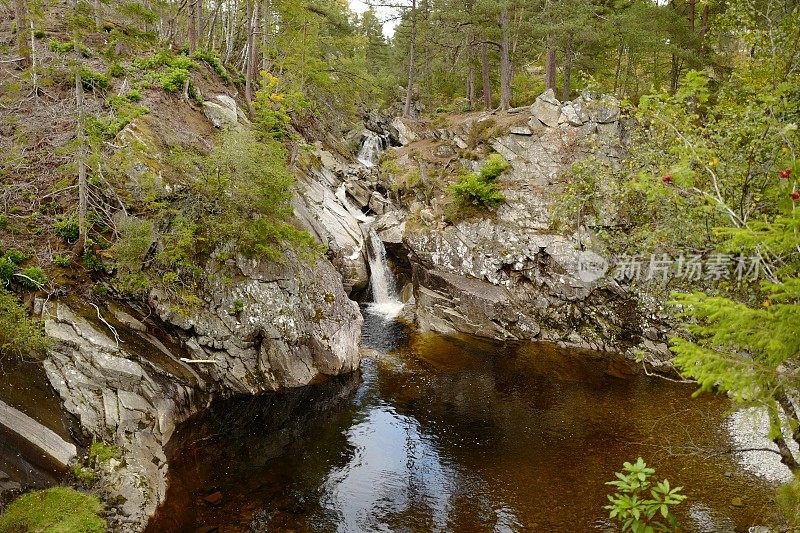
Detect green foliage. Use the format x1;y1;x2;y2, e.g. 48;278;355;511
0;286;49;357
191;49;232;84
478;153;510;180
777;477;800;527
49;38;75;54
54;215;80;243
158;67;191;92
72;464;97;485
188;129;315;261
253;72;309;139
4;248;28;265
0;214;7;228
52;254;71;267
119;1;158;24
0;257;16;283
33;29;46;39
18;267;48;289
79;67;110;91
0;487;106;533
107;63;125;78
450;155;509;210
605;458;686;533
88;440;118;464
109;216;155;296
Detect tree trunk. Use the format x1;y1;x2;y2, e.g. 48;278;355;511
188;0;197;52
74;69;88;258
13;0;31;68
499;6;511;110
545;42;556;92
687;0;696;32
261;0;270;71
769;402;800;473
481;40;492;109
403;0;417;118
244;0;255;114
562;35;572;102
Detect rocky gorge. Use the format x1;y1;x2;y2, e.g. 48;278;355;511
0;88;753;530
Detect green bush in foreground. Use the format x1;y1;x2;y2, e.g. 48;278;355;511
605;457;686;533
0;487;106;533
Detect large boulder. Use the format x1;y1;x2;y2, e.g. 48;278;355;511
530;89;562;127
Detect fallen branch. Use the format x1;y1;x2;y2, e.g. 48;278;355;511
180;358;218;364
89;302;121;348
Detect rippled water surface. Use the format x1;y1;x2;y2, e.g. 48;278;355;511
150;309;779;532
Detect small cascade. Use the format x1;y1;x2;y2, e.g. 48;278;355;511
357;132;385;168
365;226;403;319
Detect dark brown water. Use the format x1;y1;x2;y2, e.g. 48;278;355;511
150;310;779;532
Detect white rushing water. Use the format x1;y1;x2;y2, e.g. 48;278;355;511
365;226;403;319
357;132;385;168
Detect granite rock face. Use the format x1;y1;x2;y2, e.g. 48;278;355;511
41;251;361;531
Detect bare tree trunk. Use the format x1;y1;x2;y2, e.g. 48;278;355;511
562;35;572;102
481;41;492;109
197;0;204;49
261;0;270;71
74;69;88;258
614;43;624;95
499;6;511;110
244;0;255;114
687;0;696;31
403;0;417;118
188;0;197;51
13;0;31;68
545;42;556;92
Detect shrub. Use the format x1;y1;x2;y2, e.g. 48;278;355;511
119;1;158;23
0;257;17;282
159;67;191;93
450;171;505;209
0;214;8;227
33;29;46;39
478;153;510;180
4;248;28;264
191;49;233;84
54;215;80;243
126;88;142;102
108;63;125;78
49;38;75;54
605;457;686;532
0;487;106;533
18;267;48;289
79;67;110;91
0;286;48;357
52;255;71;267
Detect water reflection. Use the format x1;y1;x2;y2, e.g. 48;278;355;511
150;309;780;532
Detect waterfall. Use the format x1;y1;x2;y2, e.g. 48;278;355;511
357;132;385;168
365;226;403;319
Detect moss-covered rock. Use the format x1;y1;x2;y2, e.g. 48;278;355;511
0;487;106;533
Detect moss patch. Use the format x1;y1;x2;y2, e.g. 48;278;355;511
0;487;106;533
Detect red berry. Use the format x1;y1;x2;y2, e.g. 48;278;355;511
662;175;673;184
780;168;792;179
790;191;800;200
